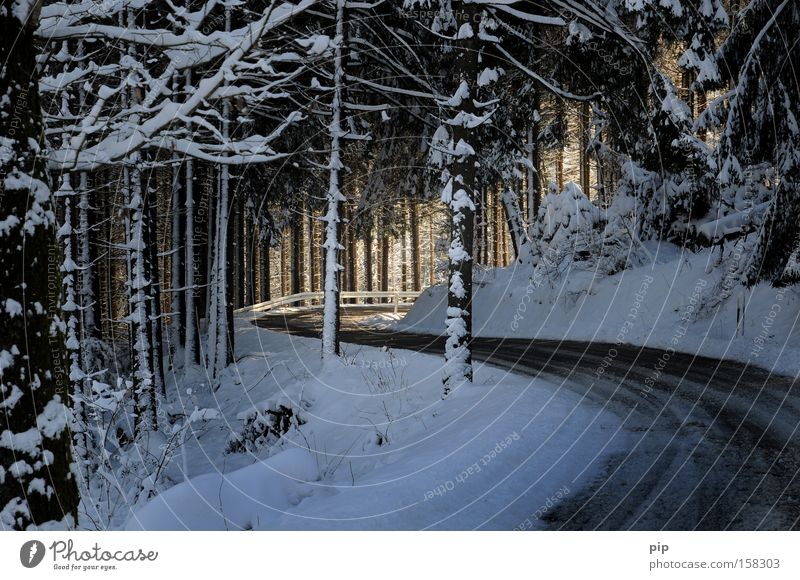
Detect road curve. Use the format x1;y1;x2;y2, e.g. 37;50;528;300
251;305;800;530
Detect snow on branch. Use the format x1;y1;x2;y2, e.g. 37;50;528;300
694;202;771;244
49;0;319;171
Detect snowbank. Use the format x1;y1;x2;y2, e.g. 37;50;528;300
126;449;318;530
398;242;800;376
125;318;627;530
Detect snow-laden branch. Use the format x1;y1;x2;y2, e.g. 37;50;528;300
494;45;600;102
695;202;771;244
51;0;319;171
344;74;441;100
490;4;564;26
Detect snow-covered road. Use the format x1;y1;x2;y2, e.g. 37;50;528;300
253;305;800;530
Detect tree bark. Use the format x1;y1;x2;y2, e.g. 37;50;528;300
493;186;501;267
146;183;166;398
428;213;436;286
502;189;532;264
579;101;591;194
526;96;541;233
259;225;272;303
401;202;409;292
246;198;256;307
381;230;390;302
170;157;186;361
364;221;373;301
291;209;302;296
410;201;421;291
348;211;357;300
129;161;158;435
206;82;234;377
0;7;80;529
307;211;316;297
233;186;243;309
320;0;346;358
442;0;479;395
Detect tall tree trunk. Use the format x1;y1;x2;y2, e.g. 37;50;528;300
364;221;373;302
246;199;256;306
98;172;113;343
526;93;541;234
313;215;322;294
206;45;234;377
593;102;607;207
696;90;707;142
291;209;302;295
579;101;591;194
207;7;236;378
170;156;186;364
56;173;89;472
502;189;532;264
475;184;484;266
493;186;501;267
184;72;199;367
74;41;100;367
146;186;166;398
280;232;289;296
480;185;489;264
200;161;214;326
122;168;135;353
308;213;317;296
0;7;79;529
259;225;272;303
556;100;565;191
77;173;99;346
401;202;409;292
347;211;357;300
428;213;436;286
123;11;159;434
206;161;231;377
442;0;479;395
57;84;93;472
410;201;421;291
225;191;235;367
503;191;510;265
381;230;390;302
233;187;243;309
321;0;346;358
129;161;158;435
341;205;352;303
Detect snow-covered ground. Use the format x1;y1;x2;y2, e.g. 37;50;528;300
125;318;628;530
398;242;800;377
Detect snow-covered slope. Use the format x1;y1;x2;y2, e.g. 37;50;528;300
399;242;800;376
125;320;627;530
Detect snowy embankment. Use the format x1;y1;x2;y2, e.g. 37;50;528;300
398;242;800;377
125;319;627;530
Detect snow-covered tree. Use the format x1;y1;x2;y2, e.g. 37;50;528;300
700;0;800;287
0;2;79;530
425;1;488;396
319;0;348;359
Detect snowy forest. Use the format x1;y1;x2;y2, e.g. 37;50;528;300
1;0;799;532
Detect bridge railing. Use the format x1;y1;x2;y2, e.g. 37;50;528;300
237;290;421;314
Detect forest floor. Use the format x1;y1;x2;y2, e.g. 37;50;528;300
125;312;624;530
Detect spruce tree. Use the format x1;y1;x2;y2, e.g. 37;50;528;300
0;2;79;530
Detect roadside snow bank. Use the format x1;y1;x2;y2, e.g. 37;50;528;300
126;319;627;530
126;448;318;530
398;242;800;376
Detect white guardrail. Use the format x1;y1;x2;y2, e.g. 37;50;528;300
236;290;422;315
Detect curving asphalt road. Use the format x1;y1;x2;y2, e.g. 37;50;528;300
251;305;800;530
